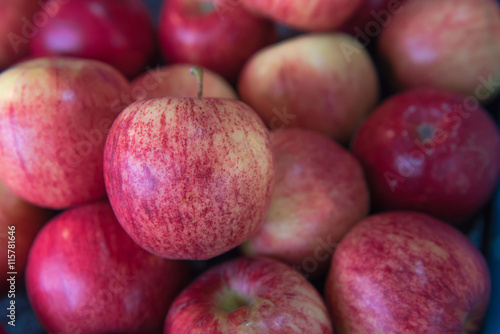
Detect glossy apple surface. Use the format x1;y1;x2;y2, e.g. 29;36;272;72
325;211;491;333
378;0;500;101
350;88;500;225
26;200;189;334
0;0;39;71
165;256;333;333
0;57;131;209
104;97;275;260
242;0;362;32
241;129;369;278
29;0;156;78
238;33;379;143
131;64;237;101
0;179;54;291
159;0;276;83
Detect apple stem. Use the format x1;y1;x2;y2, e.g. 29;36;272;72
190;66;204;98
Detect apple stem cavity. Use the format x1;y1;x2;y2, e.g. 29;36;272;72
417;123;435;142
215;288;250;313
190;66;204;98
200;1;216;13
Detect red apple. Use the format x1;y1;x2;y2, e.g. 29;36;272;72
131;64;237;101
242;0;362;32
238;33;379;143
165;256;333;333
378;0;500;101
29;0;156;78
104;75;275;260
0;0;39;71
325;211;491;333
159;0;276;83
26;200;189;333
0;57;131;209
340;0;404;40
0;179;54;292
350;87;500;225
241;129;369;278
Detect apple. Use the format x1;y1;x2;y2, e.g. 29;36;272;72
104;68;275;260
29;0;156;78
158;0;276;83
0;57;131;209
26;200;189;334
0;179;54;292
0;0;39;71
241;129;369;278
131;64;237;101
242;0;362;32
238;33;379;144
164;256;334;333
340;0;404;41
325;211;491;333
350;87;500;225
378;0;500;102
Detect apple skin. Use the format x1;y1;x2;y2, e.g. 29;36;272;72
131;64;237;101
165;256;333;333
350;87;500;225
159;0;276;84
242;0;362;32
340;0;402;37
0;0;39;71
0;179;54;291
29;0;156;78
0;57;131;209
325;211;491;334
241;129;369;278
238;34;379;144
26;200;189;334
378;0;500;101
104;97;275;260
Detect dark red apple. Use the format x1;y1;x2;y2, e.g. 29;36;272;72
238;33;379;143
29;0;156;78
26;200;189;334
242;0;362;32
340;0;405;40
165;256;333;333
131;64;237;101
241;129;369;278
0;179;54;292
159;0;276;83
378;0;500;101
325;212;491;333
104;78;275;260
350;87;500;225
0;0;39;71
0;57;131;209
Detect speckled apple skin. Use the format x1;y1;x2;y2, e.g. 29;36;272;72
350;87;500;225
0;57;131;209
131;64;237;101
165;257;334;334
378;0;500;101
26;200;189;334
242;0;362;32
325;212;491;334
0;0;39;71
241;129;369;277
238;34;379;144
104;97;275;260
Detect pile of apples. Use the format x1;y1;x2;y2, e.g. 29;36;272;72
1;0;500;333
